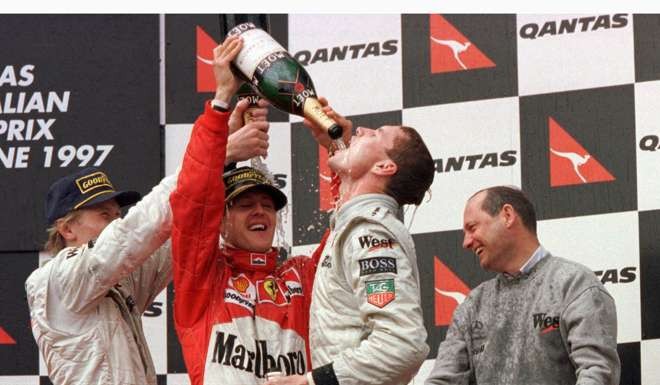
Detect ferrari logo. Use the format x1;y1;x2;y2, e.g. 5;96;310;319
264;278;278;301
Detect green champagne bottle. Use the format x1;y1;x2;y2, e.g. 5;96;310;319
228;22;343;141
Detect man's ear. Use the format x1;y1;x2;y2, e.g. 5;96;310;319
57;220;77;242
500;203;516;228
220;209;230;238
372;159;397;177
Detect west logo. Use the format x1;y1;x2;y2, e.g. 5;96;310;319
533;313;560;334
196;26;218;93
549;117;615;187
293;40;398;66
429;14;495;73
359;257;397;276
358;235;395;251
434;257;470;326
594;267;636;284
434;151;517;173
211;331;306;377
519;14;628;40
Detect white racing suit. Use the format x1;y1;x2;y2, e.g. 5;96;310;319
25;173;176;385
309;194;429;385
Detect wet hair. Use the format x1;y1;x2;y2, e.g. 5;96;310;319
44;210;81;255
384;126;435;206
477;186;537;234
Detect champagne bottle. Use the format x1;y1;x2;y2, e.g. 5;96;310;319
227;22;344;144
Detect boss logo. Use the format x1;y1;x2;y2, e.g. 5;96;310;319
359;257;397;276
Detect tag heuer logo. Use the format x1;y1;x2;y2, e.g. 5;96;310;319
366;279;395;308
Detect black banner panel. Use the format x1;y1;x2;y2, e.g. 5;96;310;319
520;84;637;220
402;14;518;108
0;15;161;251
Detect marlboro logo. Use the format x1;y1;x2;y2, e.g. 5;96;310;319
366;279;395;308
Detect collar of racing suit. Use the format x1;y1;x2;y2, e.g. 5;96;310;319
331;193;403;230
222;247;279;272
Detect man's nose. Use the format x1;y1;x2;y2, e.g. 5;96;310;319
252;203;267;214
462;233;472;249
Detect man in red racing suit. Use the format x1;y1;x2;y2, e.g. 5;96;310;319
170;35;329;385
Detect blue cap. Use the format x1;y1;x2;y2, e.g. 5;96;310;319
45;167;141;225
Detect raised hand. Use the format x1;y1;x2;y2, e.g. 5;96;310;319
213;35;244;103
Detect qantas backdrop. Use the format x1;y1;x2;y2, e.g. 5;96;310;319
0;14;658;384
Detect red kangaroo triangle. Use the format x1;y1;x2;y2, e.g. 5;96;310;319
429;14;495;74
548;117;615;187
0;326;16;345
196;26;219;93
434;257;470;326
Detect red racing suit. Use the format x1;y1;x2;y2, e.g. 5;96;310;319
170;102;326;385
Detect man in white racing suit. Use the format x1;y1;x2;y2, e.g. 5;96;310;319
25;167;174;385
272;103;436;385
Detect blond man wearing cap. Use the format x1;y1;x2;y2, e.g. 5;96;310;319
25;166;176;385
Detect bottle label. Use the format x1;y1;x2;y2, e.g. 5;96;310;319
303;97;337;131
229;23;287;80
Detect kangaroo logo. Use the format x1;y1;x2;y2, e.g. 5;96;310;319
429;14;495;74
548;117;615;187
430;37;472;70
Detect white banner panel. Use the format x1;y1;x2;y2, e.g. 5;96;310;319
641;338;660;385
517;14;635;96
288;14;403;118
635;80;660;212
403;97;521;233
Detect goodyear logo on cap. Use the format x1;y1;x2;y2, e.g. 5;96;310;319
76;171;115;194
226;169;271;186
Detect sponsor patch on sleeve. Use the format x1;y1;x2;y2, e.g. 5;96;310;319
366;278;395;308
359;257;397;276
357;234;397;252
